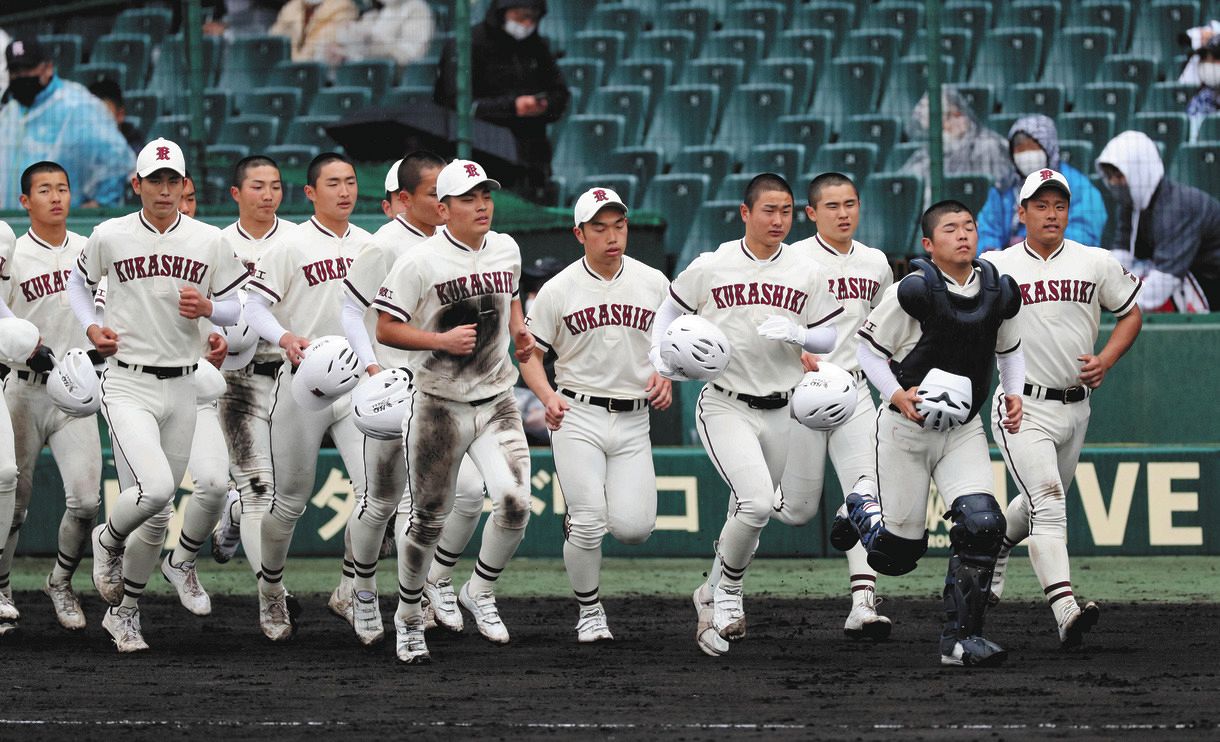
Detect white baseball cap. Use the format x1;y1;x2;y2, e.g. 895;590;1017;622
1018;168;1072;202
573;186;628;226
384;159;403;192
435;159;501;200
136;137;187;178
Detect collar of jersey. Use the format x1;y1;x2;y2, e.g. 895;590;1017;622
395;214;428;238
441;226;485;252
1022;240;1066;262
739;238;783;263
814;233;854;257
236;216;279;242
581;257;624;283
941;265;979;289
309;216;350;240
26;228;68;250
138;210;182;235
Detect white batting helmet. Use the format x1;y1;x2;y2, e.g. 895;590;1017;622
351;367;414;440
0;317;40;365
219;316;259;371
48;348;101;417
291;336;361;412
789;363;858;430
916;368;973;433
194;361;227;403
658;315;731;381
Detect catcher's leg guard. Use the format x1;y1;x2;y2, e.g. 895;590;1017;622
840;484;928;576
940;493;1006;658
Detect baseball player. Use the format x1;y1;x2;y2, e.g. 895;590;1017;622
519;187;670;642
69;137;248;652
983;169;1143;648
650;173;843;657
381;158;405;219
179;174;197;218
836;200;1025;668
0;218;23;634
373;158;535;664
774;172;894;639
244;151;371;642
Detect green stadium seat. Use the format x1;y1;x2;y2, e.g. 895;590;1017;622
1059;112;1116;156
204;144;251;172
942;3;992;45
198;89;231;142
1098;55;1157;111
987;112;1022;136
148;35;221;101
1080;82;1138;130
281;116;341;150
537;0;587;51
643;85;719;160
1170;142;1220;196
573;174;639;208
609;60;674;118
150;114;194;144
792;2;855;52
214;115;279;150
969;28;1044;94
841;29;905;71
633;31;696;81
670;146;733;195
919;27;975;82
554;115;626;199
383;86;433;109
1132;112;1189;166
724;2;784;48
886;141;921;171
943;173;994;215
1057;140;1095;172
1143;82;1197;113
90;34;152;90
862;1;924;54
858;173;923;257
572;31;626;79
681;58;744;110
333;60;396;100
1131;1;1198;61
715;84;792;160
63;15;113;59
701;30;766;67
678;200;747;269
588;86;650;144
998;1;1060;65
1196;116;1220;143
640;173;711;256
269;61;327;114
607;146;664;196
811;142;880;179
841;114;902;169
112;7;173;44
400;59;438;88
308;87;372;117
124;92;159;125
770;30;833;73
776;115;831;161
218;35;291;93
754;58;815;112
557;58;606;103
953;84;996;118
881;55;951;119
588;4;642;46
809;57;883;130
1007;83;1065;116
715;173;756;202
1068;1;1131;51
41;34;82;80
742;144;807;183
265;144;320;171
69;63;127;89
1042;28;1113;95
238;87;302;119
655;3;711;56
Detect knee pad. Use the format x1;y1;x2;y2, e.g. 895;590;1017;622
946;493;1006;562
491;490;531;530
866;527;929;576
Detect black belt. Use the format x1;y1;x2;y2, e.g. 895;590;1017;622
1023;383;1089;404
15;370;48;385
251;361;281;377
468;393;499;406
115;360;197;379
561;388;647;413
712;384;790;410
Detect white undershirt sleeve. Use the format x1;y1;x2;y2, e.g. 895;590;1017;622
801;325;836;354
207;294;241;326
857;340;901;403
244;292;289;346
341;294;378;369
67;268;101;331
997;347;1026;397
0;296;13;320
650;295;687;348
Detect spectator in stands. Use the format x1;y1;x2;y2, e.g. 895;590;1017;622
1179;20;1220;86
901;87;1015;208
88;78;144;153
1188;36;1220;141
436;0;570;204
269;0;357;62
199;1;287;37
0;36;134;208
1097;130;1220;312
328;0;434;67
978;115;1107;252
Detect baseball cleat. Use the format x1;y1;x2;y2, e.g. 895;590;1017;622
693;584;729;657
712;584;747;641
0;620;16;637
161;555;212;616
103;605;149;653
211;489;242;564
988;552;1011;608
394;613;431;664
43;576;86;630
259;591;295;642
844;592;892;641
421;592;438;631
829;512;860;551
423;577;464;633
940;636;1008;668
90;524;124;605
458;583;510;644
1059;601;1100;649
352;590;385;646
575;603;614;643
0;590;18;622
328;576;354;626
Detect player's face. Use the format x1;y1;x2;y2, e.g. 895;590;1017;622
405;166;443;228
306;161;358;221
806;184;859;244
1018;190;1069;248
440;186;494;240
382;193;404;219
179;177;197;217
231;165;283;219
20;171;71;226
741;190;793;249
922;211;977;270
574;206;628;261
132;170;185;221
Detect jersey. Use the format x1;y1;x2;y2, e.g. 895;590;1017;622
344;215;430;370
792;234;893;373
221;217;297;364
669;239;843;396
527;255;668;398
76;211;249;367
983;239;1143;390
374;226;521;403
247;216;370;342
0;220;14;279
4;229;90;370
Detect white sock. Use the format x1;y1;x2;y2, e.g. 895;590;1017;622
465;520;526;596
172;490;226;564
1028;534;1078;625
427;507;482;583
50;514;93;584
563;540;601;608
847;543;876;607
714;518;761;589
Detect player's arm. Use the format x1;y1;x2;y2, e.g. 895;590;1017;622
857;289;921;423
244;292;309;365
341;293;380;375
68;267;117;356
1080;305;1142;389
519;347;568;430
995;342;1025;434
510;298;535;363
374;311;475;355
647;294;689;379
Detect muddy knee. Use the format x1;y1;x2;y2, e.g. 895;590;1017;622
491;489;531;530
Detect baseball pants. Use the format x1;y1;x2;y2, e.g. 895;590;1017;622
170;401;232;565
219;368;275;575
0;384;15;595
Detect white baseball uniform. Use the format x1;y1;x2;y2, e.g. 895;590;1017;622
375;225;531;618
527;255;669;608
0;220;24;597
246;216;370;595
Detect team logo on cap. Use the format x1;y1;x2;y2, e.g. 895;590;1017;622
1039;169;1054;181
464;163;480;178
156;146;171;161
593;189;608;202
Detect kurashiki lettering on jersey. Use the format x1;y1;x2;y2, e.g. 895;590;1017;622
1018;278;1096;305
561;302;656;336
19;269;72;301
709;281;808;313
111;253;208;284
434;270;515;305
827;276;883;303
301;256;353;286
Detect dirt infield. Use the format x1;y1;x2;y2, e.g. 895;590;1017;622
2;592;1217;739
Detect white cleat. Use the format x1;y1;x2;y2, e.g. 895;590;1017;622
458;583;510;644
424;577;464;633
0;590;18;622
844;591;892;641
328;576;354;627
353;590;385;646
575;603;614;643
102;605;149;653
1059;601;1100;649
161;555;212;616
259;591;295;642
211;489;242;564
421;593;438;631
90;524;124;605
43;577;86;630
712;584;747;641
693;584;730;656
394;613;431;664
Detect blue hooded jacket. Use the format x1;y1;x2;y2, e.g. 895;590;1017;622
977;115;1108;252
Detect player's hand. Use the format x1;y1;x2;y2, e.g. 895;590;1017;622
543;392;570;431
205;332;227;368
179;286;213;319
366;363;382;376
1077;353;1110;389
280;332;310;366
437;324;477;356
513;325;536;363
890;386;924;424
646;372;672;410
800;352;820;372
87;325;119;357
1000;393;1023;434
757;314;806;346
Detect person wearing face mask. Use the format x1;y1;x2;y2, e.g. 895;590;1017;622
1096;130;1220;312
978;115;1107;253
1188;35;1220;141
0;37;134;209
268;0;357;63
435;0;570;204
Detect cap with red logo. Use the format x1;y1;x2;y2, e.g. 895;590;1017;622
1018;168;1071;203
435;159;501;200
384;159;404;192
136;137;187;178
573;186;628;226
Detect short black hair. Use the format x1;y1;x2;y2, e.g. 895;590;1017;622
921;199;973;239
743;172;793;209
233;155;280;188
807;172;857;208
87;77;123;106
397;150;447;195
307;151;354;187
20;161;69;195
